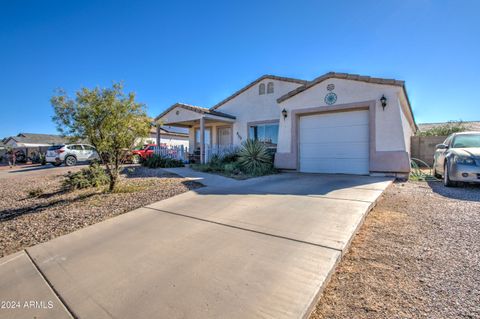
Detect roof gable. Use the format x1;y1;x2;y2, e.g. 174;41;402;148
277;72;405;103
155;103;236;122
210;75;307;110
277;72;416;129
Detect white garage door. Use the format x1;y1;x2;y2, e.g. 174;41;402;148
299;110;370;174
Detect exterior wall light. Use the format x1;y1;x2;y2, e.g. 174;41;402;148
380;95;387;110
282;108;288;119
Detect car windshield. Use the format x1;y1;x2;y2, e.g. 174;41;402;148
452;134;480;148
47;145;64;150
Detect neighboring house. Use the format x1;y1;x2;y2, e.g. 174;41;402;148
155;72;417;176
3;133;70;158
137;126;189;148
0;140;6;161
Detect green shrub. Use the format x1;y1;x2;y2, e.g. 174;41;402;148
27;187;44;198
63;163;110;190
223;162;242;175
221;150;239;163
191;142;277;178
142;155;185;168
208;154;223;167
417;121;468;137
238;139;274;176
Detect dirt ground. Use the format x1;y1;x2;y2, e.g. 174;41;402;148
311;181;480;319
0;165;202;257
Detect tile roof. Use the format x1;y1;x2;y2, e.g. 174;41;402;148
149;126;189;136
7;133;71;145
155;103;236;121
277;72;405;103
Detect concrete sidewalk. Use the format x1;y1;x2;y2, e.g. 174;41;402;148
0;172;392;319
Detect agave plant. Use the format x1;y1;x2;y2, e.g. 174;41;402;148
238;139;273;176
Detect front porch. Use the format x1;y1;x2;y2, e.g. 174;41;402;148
154;103;237;164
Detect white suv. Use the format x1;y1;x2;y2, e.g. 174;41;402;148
46;144;100;166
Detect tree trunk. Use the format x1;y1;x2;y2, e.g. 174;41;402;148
108;172;117;192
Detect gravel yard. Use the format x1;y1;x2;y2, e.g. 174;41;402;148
0;166;202;257
311;181;480;319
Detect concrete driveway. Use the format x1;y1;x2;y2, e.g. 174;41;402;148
0;171;392;319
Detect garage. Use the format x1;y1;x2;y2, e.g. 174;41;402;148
299;110;370;174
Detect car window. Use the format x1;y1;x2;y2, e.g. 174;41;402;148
147;146;155;151
47;145;64;150
443;136;452;146
452;134;480;148
68;145;83;151
83;145;96;151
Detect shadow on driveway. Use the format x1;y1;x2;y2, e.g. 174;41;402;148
189;172;392;199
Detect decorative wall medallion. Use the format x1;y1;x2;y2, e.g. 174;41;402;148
327;83;335;91
324;92;337;105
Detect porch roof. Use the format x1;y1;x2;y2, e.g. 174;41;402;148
155;103;235;127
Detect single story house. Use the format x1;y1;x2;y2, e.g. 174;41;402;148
155;72;417;176
0;140;6;160
3;133;70;158
136;126;189;148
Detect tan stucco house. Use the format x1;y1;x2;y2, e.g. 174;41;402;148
155;72;417;176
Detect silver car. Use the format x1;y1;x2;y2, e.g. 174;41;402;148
45;144;100;167
433;132;480;187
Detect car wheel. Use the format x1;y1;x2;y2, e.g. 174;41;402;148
132;154;141;164
443;162;455;187
52;162;62;167
65;156;77;167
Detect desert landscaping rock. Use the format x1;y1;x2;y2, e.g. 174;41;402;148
0;166;202;257
311;181;480;319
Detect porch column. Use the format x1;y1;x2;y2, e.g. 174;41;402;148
200;116;205;164
156;125;161;146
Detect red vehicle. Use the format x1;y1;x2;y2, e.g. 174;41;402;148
131;144;157;163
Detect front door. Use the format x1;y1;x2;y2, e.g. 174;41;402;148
218;127;232;146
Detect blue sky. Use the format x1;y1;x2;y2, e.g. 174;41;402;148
0;0;479;138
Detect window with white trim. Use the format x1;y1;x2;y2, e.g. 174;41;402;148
248;123;279;149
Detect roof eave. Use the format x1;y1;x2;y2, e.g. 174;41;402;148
277;72;405;103
155;102;236;123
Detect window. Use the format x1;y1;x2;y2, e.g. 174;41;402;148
444;136;453;147
259;83;265;95
68;145;83;151
267;82;274;94
83;145;96;151
248;123;279;148
47;145;64;151
452;134;480;148
194;128;212;149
